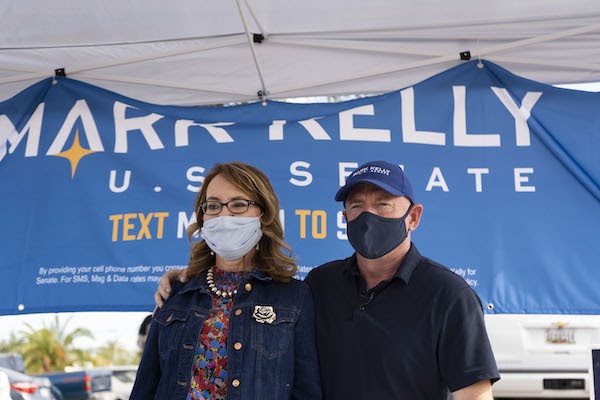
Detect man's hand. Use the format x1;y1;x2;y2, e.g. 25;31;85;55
154;268;189;308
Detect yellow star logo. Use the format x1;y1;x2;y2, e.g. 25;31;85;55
53;130;96;178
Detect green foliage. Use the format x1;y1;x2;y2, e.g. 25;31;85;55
2;314;138;374
93;340;140;366
20;315;94;373
0;332;25;353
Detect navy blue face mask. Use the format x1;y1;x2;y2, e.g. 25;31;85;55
347;205;413;259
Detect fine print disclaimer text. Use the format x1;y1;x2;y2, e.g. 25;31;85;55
35;265;186;285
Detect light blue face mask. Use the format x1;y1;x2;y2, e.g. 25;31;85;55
200;216;263;261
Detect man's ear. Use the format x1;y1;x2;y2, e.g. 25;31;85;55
342;210;347;221
407;203;423;232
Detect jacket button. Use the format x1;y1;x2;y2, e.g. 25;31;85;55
233;342;242;350
183;344;194;350
231;379;240;388
235;309;242;316
177;380;187;386
244;283;252;292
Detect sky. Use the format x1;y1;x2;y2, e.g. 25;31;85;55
557;82;600;91
1;81;598;359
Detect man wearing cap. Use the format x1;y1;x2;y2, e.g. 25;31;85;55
155;160;499;399
305;160;499;400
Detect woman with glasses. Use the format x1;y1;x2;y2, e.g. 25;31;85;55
130;161;321;400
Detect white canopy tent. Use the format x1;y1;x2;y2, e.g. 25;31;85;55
1;0;600;105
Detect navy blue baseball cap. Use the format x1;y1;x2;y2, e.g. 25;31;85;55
335;160;415;203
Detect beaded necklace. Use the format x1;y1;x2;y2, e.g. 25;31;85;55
206;266;238;298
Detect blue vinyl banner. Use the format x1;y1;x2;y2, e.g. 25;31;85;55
1;60;599;315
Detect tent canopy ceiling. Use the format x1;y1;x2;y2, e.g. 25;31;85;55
2;0;600;105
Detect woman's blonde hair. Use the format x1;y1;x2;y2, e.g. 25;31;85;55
186;161;297;282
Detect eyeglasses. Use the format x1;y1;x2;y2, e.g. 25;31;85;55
201;199;259;215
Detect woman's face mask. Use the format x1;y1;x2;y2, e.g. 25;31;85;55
200;174;263;260
201;216;263;260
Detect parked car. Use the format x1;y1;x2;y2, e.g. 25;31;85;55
36;370;112;400
107;366;137;400
0;355;25;376
0;370;10;400
0;354;61;400
486;314;600;399
34;378;63;400
0;366;59;400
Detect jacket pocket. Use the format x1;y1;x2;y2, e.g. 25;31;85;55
251;307;298;359
154;307;191;363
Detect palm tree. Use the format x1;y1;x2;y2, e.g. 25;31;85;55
93;340;138;366
20;315;94;373
0;332;25;353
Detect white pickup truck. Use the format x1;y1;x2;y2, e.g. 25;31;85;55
486;314;600;399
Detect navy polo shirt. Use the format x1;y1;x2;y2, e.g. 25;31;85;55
305;244;499;400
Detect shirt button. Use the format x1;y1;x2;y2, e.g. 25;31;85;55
235;309;243;316
244;283;252;292
359;306;365;311
234;342;242;350
231;379;240;388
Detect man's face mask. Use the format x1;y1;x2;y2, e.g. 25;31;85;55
346;205;413;259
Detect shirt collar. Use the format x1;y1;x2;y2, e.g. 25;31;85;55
342;243;421;285
249;268;273;281
180;274;208;294
180;267;272;294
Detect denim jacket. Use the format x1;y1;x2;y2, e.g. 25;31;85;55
130;269;322;400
